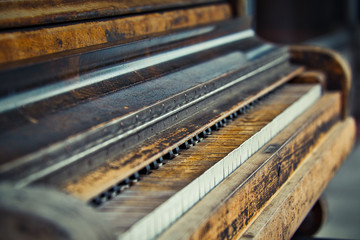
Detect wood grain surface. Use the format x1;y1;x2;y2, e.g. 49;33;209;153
158;92;341;240
0;0;223;28
239;118;356;240
290;45;352;118
0;4;231;64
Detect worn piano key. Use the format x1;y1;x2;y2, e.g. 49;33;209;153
94;84;321;239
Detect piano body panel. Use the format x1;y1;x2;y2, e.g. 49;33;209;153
290;45;352;118
0;3;231;64
239;118;356;240
0;0;225;29
0;1;356;239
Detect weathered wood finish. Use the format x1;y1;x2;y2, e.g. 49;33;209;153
0;2;355;239
0;18;251;98
0;4;231;64
290;45;352;118
92;85;330;237
239;118;356;240
0;0;224;29
0;185;115;240
0;45;293;191
158;92;341;240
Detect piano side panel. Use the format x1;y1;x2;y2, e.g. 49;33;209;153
239;117;356;240
0;4;231;64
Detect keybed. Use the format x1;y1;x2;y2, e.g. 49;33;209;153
97;84;321;239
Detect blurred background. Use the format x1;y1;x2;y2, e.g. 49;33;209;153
248;0;360;239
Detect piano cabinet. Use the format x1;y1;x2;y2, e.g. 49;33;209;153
0;1;356;239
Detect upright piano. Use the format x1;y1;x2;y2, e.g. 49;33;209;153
0;1;356;239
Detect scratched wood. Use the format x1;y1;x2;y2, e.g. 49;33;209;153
0;4;231;64
0;185;114;240
158;92;341;240
239;118;356;240
52;66;301;201
88;85;331;237
0;0;224;29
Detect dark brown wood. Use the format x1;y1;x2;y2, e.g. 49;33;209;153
229;0;248;17
291;70;326;92
290;45;352;118
0;0;225;29
158;92;341;240
0;4;231;64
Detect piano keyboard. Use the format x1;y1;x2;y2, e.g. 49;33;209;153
96;84;321;240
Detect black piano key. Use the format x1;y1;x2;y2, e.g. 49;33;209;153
226;114;234;121
173;147;180;155
150;160;159;170
211;122;220;131
206;128;212;135
199;130;208;139
164;150;175;159
180;141;190;149
139;165;151;175
130;172;140;183
156;157;164;165
193;135;200;144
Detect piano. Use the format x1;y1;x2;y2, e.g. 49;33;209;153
0;1;356;239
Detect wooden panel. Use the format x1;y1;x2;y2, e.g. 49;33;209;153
239;118;356;240
0;0;223;28
158;92;342;240
0;4;231;64
290;45;352;118
0;185;114;240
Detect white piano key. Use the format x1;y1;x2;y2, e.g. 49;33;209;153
213;160;224;186
150;207;162;238
199;170;211;198
223;155;230;177
145;211;156;240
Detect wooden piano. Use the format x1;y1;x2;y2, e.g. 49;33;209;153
0;1;356;239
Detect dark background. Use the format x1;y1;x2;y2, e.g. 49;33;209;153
253;0;360;139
